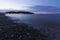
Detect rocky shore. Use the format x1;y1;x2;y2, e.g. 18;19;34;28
0;13;47;40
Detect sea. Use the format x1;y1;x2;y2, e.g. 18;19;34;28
5;14;60;40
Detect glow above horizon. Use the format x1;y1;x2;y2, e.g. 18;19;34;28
0;0;60;10
0;0;30;10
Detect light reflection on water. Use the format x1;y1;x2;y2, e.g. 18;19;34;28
5;14;49;29
5;14;60;40
5;14;60;30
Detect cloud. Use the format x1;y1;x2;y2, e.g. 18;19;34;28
29;5;60;12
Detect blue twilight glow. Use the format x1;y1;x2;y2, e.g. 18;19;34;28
0;0;60;10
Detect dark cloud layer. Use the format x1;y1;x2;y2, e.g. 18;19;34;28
29;5;60;12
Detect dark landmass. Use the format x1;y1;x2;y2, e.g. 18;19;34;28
5;11;34;14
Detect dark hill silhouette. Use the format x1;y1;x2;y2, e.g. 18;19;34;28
5;11;34;14
0;13;47;40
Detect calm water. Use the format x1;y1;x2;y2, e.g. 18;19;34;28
6;14;60;40
5;14;60;29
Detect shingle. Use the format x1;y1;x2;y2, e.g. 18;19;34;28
0;14;47;40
